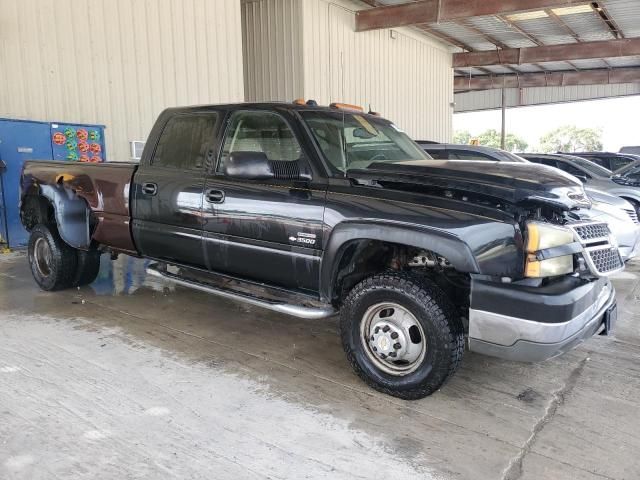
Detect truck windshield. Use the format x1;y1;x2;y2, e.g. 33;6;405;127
301;111;429;173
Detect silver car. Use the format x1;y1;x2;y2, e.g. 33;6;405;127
581;188;640;261
521;153;640;216
418;142;529;163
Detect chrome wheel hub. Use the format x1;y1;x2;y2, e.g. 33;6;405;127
360;302;426;376
33;237;53;277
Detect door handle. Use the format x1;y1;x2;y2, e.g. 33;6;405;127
142;182;158;195
205;188;225;203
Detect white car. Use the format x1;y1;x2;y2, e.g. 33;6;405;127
582;188;640;261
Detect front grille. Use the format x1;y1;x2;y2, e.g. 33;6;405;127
568;221;624;277
624;208;639;225
573;223;610;241
587;247;624;274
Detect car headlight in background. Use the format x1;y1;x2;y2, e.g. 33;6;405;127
525;222;575;278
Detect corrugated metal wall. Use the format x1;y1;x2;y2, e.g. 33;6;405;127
302;0;453;142
455;84;640;112
242;0;304;101
242;0;454;142
0;0;245;161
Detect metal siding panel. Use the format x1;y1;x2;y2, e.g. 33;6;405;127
297;0;452;142
241;0;303;102
454;83;640;112
0;0;244;162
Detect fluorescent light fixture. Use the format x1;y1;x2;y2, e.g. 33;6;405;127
507;10;548;21
551;4;594;16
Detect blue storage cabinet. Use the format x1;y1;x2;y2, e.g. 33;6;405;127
0;118;106;249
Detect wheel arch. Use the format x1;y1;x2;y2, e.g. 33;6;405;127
320;222;480;304
619;194;640;207
21;184;92;250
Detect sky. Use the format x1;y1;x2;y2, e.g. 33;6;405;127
453;95;640;152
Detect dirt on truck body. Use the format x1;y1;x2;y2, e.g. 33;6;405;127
21;161;137;253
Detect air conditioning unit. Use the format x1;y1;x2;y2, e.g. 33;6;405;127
130;140;145;160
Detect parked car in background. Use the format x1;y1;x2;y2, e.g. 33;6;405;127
417;142;528;163
581;189;640;261
620;146;640;155
521;153;640;216
416;145;639;261
567;152;640;173
611;159;640;179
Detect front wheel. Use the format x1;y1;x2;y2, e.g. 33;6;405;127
340;272;464;400
28;224;78;291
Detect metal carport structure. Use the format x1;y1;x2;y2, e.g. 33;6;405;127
355;1;640;113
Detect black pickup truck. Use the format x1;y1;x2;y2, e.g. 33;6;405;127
20;102;622;399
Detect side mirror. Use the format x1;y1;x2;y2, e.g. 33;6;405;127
223;151;274;180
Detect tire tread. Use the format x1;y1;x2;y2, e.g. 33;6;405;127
340;271;464;400
28;224;78;291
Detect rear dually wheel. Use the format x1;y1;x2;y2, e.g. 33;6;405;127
28;224;78;291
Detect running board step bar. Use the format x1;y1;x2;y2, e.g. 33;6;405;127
146;264;336;320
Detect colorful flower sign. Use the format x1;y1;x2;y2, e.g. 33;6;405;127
51;123;105;162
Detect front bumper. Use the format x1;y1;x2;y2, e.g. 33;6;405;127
468;275;616;362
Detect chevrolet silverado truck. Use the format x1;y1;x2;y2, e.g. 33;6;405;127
20;102;622;399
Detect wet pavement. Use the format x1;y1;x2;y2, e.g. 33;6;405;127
1;252;639;479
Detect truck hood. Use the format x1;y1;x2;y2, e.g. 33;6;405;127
348;160;591;211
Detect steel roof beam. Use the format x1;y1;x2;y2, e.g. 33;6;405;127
453;38;640;68
454;67;640;91
355;0;578;32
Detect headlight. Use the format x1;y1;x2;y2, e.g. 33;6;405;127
525;222;575;278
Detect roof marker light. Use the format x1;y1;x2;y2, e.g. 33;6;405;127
330;102;364;112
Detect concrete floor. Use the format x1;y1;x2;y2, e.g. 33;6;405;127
0;252;639;480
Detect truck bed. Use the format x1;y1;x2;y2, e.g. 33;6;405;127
21;160;138;253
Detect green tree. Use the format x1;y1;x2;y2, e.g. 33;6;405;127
453;130;472;145
452;129;528;152
538;125;603;153
476;129;528;152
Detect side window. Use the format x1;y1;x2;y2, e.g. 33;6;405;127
424;149;448;159
449;150;494;161
218;111;302;172
557;162;590;179
528;158;557;168
586;156;610;169
153;113;218;170
611;157;634;171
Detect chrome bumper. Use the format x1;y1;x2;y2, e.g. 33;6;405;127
468;280;616;363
